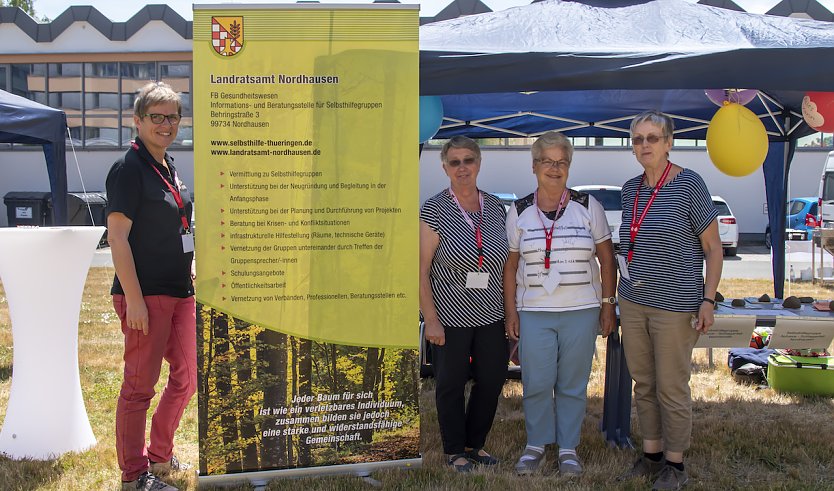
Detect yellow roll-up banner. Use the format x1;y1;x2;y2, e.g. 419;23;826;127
193;4;420;481
194;6;419;349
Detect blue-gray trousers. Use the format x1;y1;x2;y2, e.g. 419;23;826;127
519;308;599;449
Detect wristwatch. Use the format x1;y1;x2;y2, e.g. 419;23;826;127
601;296;617;305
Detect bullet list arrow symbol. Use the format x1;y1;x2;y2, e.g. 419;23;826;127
220;184;224;188
220;171;224;176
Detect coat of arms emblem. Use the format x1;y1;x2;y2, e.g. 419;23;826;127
211;17;244;56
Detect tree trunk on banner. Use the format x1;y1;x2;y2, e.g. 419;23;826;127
257;328;288;468
232;320;259;470
214;313;242;473
297;338;313;466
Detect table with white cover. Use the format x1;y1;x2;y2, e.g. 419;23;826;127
0;227;104;459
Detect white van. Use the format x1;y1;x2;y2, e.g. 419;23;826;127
818;151;834;228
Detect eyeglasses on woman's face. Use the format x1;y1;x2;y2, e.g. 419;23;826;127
534;158;570;170
143;113;181;125
630;134;666;146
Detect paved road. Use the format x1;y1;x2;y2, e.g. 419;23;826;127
90;243;834;281
725;243;834;280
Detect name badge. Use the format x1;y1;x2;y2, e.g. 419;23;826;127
465;272;490;289
617;255;630;280
541;269;561;294
182;233;195;253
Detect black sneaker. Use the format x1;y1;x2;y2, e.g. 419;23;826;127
652;464;689;490
121;471;178;491
618;456;666;481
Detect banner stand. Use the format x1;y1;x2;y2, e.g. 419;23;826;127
193;3;420;483
199;458;422;488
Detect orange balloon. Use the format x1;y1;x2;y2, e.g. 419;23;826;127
706;102;768;177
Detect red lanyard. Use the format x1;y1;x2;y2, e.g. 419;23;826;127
628;161;672;263
534;188;568;270
133;141;190;232
448;188;485;269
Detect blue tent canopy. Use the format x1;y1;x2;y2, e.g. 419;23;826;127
419;0;834;297
0;89;68;225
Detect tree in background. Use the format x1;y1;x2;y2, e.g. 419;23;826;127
1;0;35;16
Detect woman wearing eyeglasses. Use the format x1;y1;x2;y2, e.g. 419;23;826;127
504;131;616;477
420;136;509;472
106;81;193;491
616;110;722;491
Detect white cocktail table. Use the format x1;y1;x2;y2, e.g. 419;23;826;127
0;226;104;459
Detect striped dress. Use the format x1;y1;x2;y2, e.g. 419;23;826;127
617;168;718;313
420;190;509;327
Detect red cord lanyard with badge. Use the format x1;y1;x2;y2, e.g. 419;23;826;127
448;188;488;289
620;161;672;280
132;141;194;254
533;188;568;293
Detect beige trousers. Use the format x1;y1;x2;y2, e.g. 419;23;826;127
619;297;700;452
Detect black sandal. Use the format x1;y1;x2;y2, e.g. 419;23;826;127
466;448;499;466
447;453;474;473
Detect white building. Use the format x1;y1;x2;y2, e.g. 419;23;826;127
1;2;832;239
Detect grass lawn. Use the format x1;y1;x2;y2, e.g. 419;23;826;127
1;271;833;490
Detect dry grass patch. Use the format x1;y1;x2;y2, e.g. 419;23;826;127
0;272;833;489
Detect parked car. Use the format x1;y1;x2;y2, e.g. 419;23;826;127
818;150;834;228
764;197;818;249
491;192;518;212
712;196;739;256
573;185;622;249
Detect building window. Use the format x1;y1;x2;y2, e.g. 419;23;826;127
120;63;157;145
0;61;192;150
49;63;83;146
160;62;192;146
11;63;46;105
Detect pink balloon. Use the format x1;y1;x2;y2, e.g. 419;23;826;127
705;89;759;106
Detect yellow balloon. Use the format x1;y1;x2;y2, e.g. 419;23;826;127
706;102;769;177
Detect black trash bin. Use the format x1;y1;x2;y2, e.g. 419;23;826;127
64;192;107;226
3;191;52;226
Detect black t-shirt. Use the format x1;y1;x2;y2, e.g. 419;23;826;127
105;137;194;298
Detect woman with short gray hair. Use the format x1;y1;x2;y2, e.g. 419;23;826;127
420;136;509;472
505;131;616;477
617;110;722;490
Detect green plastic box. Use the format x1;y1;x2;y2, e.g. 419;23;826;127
767;354;834;396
